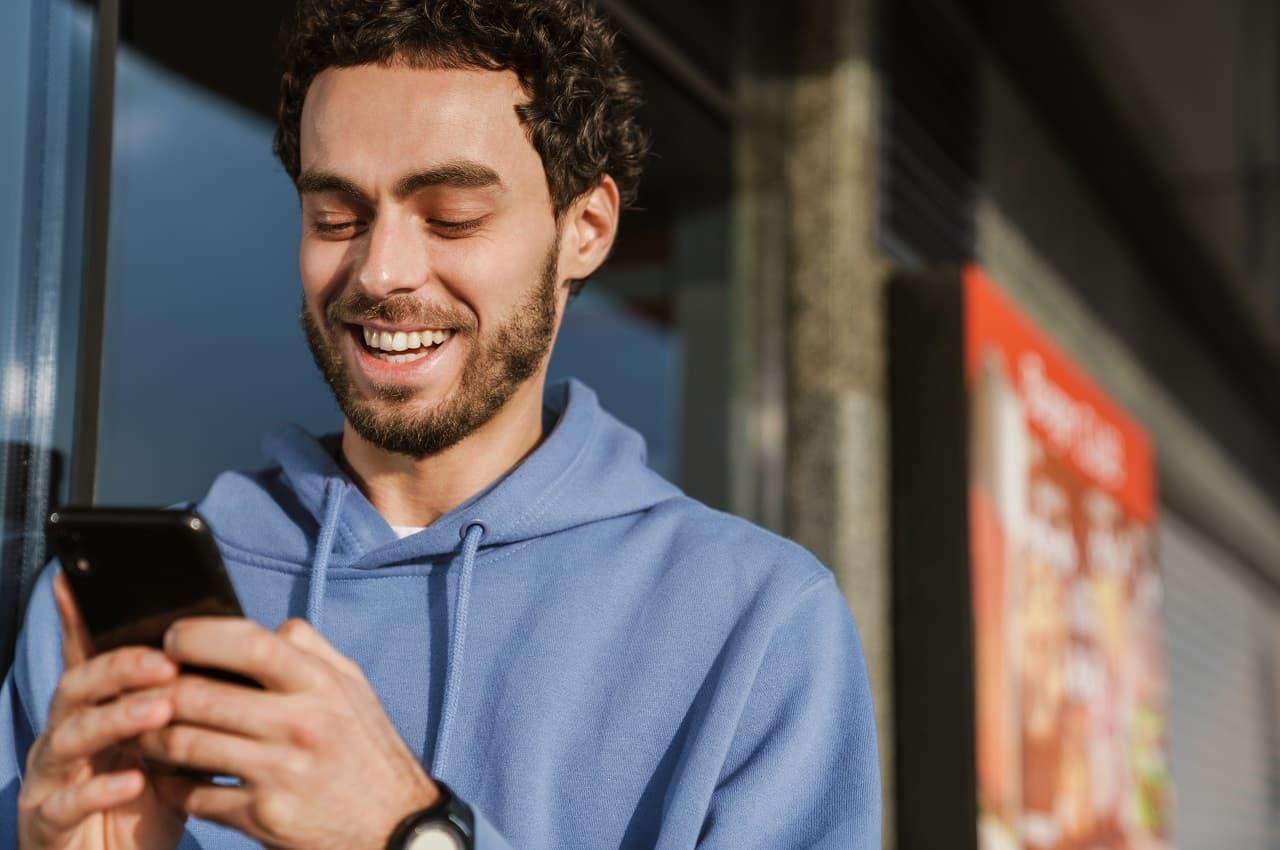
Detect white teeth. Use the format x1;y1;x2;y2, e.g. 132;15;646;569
360;327;452;353
373;349;430;364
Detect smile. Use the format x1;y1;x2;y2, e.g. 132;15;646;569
354;325;455;364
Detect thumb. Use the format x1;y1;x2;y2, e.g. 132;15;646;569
276;618;364;680
53;570;94;667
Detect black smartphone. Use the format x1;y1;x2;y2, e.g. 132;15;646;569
45;507;258;687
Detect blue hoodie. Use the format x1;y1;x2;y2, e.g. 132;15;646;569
0;379;880;849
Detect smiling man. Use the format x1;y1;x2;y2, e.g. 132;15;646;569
0;1;880;849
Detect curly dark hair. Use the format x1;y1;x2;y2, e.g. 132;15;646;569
274;0;648;215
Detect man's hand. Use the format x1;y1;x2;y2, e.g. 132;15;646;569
17;572;186;850
138;617;439;850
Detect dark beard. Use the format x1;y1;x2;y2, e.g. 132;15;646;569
301;239;560;459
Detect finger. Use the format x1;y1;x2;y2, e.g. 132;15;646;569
53;572;93;669
164;618;323;693
167;675;294;741
276;619;364;680
53;646;178;714
36;769;145;831
275;623;403;742
154;776;254;837
43;692;172;768
275;620;387;716
136;724;295;783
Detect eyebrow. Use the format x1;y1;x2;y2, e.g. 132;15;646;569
296;161;505;203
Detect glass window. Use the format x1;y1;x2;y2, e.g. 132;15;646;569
0;0;94;665
96;39;337;505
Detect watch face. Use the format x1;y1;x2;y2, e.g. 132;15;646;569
405;823;464;850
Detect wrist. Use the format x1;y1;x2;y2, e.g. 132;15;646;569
385;780;474;850
371;776;439;850
410;777;442;812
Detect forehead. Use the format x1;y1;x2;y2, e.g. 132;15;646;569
299;63;538;187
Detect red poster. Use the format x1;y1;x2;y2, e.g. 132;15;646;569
965;266;1172;850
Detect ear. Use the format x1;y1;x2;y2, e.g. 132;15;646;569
558;175;621;286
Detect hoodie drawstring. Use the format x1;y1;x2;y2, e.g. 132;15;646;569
306;479;346;631
303;483;480;778
431;520;485;778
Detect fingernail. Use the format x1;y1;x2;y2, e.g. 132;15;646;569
128;699;160;721
140;652;170;672
106;773;137;792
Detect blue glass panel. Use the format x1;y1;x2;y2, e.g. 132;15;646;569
97;47;338;505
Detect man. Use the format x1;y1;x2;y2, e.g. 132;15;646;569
1;0;881;847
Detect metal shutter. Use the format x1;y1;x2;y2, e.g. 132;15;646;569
1160;511;1280;849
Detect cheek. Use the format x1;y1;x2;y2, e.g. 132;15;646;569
440;233;554;328
299;239;349;304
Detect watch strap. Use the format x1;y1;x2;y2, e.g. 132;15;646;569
386;780;475;850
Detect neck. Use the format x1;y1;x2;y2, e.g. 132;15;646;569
339;375;549;528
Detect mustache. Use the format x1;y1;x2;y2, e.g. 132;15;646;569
324;291;476;333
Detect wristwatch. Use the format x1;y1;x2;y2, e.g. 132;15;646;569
385;781;475;850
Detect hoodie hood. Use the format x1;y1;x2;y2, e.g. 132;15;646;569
198;378;681;571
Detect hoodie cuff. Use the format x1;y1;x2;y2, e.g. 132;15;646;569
469;801;516;850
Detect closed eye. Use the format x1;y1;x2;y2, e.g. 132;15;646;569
312;220;362;238
429;216;487;237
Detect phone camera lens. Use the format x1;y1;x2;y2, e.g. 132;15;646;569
73;557;92;575
70;531;81;543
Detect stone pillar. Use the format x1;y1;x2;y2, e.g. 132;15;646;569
785;0;895;844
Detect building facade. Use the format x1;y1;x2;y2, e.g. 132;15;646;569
1;0;1277;847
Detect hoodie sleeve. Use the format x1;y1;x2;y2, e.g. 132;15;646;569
698;572;882;850
0;664;37;846
468;804;516;850
0;566;64;843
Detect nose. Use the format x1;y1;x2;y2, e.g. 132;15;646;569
355;210;430;299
